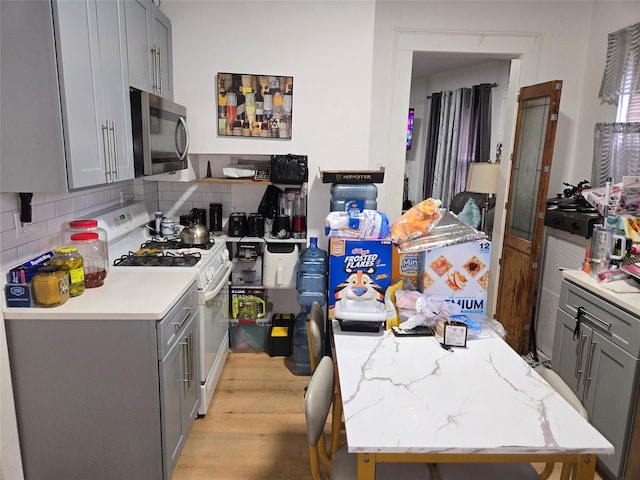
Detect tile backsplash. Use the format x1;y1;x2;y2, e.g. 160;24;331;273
0;177;231;274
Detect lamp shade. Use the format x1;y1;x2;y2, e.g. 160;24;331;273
466;162;500;194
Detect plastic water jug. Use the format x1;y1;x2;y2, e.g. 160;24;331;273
292;312;312;376
296;237;327;306
330;183;378;212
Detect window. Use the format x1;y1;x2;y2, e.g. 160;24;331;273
617;92;640;122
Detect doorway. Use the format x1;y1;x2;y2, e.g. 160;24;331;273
381;30;543;318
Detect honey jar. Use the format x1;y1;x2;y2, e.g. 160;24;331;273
32;265;70;307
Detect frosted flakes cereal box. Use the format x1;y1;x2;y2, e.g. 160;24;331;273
328;239;392;320
419;240;492;314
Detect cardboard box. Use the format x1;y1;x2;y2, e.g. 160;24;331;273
320;167;385;184
391;246;420;290
419;240;492;315
328;238;392;320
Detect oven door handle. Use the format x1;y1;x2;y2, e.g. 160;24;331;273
202;261;233;302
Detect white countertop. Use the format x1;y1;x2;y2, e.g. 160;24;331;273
562;269;640;317
333;323;614;455
3;270;197;320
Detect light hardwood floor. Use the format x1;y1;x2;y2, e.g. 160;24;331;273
173;352;603;480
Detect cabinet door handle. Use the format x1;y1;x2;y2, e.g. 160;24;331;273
150;45;158;92
575;333;588;378
584;335;597;396
101;123;112;182
109;121;118;180
180;340;189;386
157;46;162;95
180;332;194;387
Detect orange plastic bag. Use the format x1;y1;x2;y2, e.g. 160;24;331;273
390;198;443;246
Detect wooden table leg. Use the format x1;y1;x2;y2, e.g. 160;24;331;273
357;453;376;480
573;454;597;480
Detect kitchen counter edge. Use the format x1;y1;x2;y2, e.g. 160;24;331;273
562;269;640;318
3;270;198;320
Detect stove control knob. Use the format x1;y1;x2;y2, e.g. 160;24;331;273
205;267;214;283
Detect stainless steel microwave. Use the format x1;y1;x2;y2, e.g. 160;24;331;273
130;88;189;177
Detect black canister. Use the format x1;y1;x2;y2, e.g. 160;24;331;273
209;203;223;232
190;208;207;227
179;215;191;227
228;212;248;237
247;213;265;238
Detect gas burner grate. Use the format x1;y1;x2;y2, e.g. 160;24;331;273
141;239;215;250
113;251;202;267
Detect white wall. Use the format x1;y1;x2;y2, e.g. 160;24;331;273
161;0;376;247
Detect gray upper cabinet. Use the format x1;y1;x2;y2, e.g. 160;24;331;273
0;0;134;192
125;0;174;99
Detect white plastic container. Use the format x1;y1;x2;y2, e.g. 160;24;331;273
262;243;298;288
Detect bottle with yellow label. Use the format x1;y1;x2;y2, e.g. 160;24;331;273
51;246;85;297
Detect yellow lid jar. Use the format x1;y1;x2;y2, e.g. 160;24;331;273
51;246;85;296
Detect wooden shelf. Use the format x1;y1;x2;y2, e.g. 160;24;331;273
195;177;271;185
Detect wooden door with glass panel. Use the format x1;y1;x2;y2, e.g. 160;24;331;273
495;80;563;354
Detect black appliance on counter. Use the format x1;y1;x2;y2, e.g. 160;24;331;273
544;194;600;238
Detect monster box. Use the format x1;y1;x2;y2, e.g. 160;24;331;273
328;238;392;330
418;240;492;315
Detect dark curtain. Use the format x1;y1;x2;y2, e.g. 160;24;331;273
471;83;493;163
422;92;441;199
423;83;493;204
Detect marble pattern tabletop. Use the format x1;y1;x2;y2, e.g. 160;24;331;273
333;324;614;456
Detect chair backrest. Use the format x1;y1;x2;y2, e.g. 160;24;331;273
305;356;335;447
534;365;589;420
308;302;324;371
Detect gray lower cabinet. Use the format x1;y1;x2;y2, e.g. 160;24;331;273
124;0;173;99
0;0;134;192
5;284;199;480
552;280;640;479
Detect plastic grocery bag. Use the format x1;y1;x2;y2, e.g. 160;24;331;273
390;198;444;246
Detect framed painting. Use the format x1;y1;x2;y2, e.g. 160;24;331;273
217;72;293;139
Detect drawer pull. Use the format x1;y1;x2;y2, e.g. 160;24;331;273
573;305;612;332
173;305;195;331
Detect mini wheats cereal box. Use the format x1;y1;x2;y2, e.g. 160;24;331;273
391;246;420;290
328;239;392;320
418;240;492;314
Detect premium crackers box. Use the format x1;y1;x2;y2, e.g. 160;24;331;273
418;240;492;315
328;238;392;320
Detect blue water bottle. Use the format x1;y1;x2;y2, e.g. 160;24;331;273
292;311;312;376
296;237;327;306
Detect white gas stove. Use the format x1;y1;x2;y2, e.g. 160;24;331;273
93;201;232;416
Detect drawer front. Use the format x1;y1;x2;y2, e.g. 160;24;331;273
560;280;640;357
157;283;197;358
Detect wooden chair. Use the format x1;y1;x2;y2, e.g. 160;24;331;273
305;356;433;480
434;365;589;480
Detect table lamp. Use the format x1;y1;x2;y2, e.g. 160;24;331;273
465;162;500;233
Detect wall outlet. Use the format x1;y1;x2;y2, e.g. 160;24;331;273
13;211;28;239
